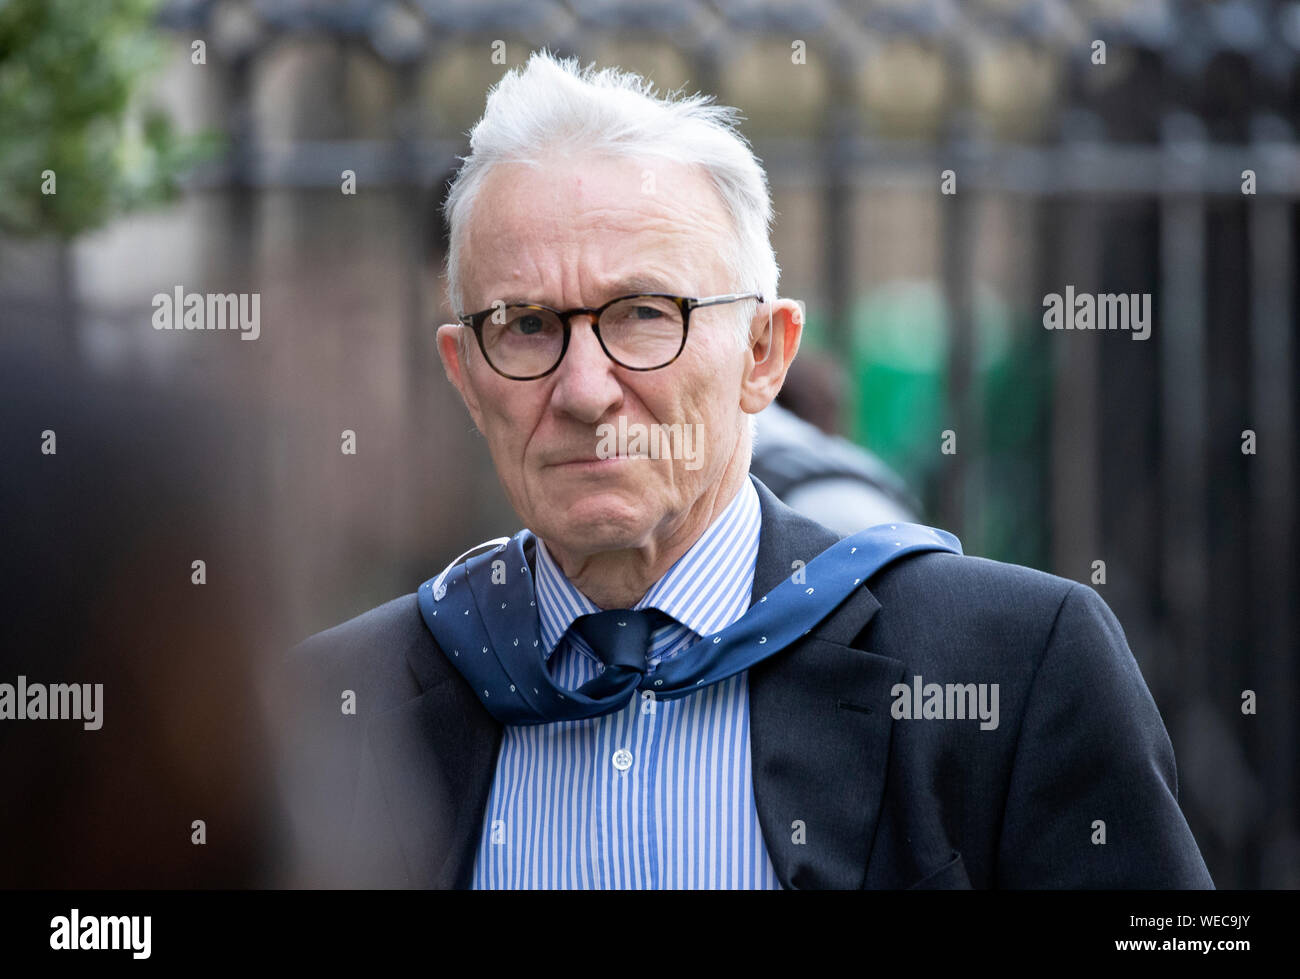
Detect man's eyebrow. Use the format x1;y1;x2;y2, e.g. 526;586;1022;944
603;275;678;296
491;276;682;308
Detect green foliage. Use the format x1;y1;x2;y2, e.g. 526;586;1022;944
0;0;221;238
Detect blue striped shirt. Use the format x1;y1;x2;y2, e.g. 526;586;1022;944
470;476;781;888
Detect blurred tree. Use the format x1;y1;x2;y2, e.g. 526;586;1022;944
0;0;220;360
0;0;217;237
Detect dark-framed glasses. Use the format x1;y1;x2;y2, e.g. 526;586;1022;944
457;292;763;380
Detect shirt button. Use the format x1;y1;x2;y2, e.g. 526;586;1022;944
612;748;633;771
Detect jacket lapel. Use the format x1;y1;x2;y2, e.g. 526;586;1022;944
746;475;902;889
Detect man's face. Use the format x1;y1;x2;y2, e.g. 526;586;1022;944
437;154;757;558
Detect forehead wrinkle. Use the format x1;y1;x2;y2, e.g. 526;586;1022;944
481;258;707;309
465;164;732;309
474;224;718;309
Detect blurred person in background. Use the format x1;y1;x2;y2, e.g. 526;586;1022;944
753;352;920;534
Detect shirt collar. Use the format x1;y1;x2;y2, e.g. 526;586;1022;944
533;476;762;659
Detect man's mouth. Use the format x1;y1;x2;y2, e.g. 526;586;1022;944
548;456;630;468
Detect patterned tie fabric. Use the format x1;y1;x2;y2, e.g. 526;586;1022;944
418;522;961;725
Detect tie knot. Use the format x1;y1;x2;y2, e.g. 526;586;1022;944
570;608;669;673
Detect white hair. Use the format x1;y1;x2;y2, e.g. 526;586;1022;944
443;50;779;355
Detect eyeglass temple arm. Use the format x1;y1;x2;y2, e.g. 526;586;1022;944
689;292;764;309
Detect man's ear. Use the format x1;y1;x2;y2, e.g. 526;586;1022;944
436;324;486;429
739;298;802;414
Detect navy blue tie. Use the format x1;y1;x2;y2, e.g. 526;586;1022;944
417;520;961;725
564;608;672;701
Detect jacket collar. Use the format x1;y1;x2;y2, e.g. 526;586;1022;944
374;474;898;888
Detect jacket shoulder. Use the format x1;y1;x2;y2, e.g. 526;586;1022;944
292;594;422;663
869;549;1086;633
279;593;451;710
861;549;1132;696
874;546;1077;591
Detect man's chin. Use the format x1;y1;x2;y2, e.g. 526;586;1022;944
531;484;653;553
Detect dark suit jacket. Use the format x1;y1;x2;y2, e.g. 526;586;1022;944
271;475;1213;889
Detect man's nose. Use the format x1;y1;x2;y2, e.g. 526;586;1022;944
548;313;623;424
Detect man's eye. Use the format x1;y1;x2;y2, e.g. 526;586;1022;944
632;305;664;320
514;315;547;335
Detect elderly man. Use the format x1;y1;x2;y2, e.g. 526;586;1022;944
277;51;1212;889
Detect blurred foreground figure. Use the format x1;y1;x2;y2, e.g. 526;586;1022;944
0;353;273;887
